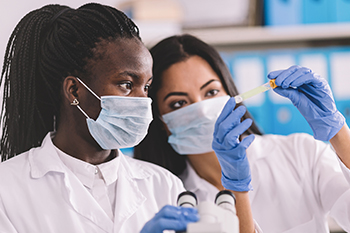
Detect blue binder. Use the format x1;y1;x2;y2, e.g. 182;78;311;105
332;0;350;22
328;47;350;127
265;0;302;26
302;0;330;24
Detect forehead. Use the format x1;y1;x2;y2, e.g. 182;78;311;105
87;38;152;78
160;55;220;90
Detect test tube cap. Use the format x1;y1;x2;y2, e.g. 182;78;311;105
269;79;277;89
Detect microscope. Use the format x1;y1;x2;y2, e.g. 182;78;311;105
177;190;239;233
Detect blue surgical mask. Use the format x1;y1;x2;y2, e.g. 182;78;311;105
75;78;153;150
162;95;230;155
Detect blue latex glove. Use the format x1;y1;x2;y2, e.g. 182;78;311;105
140;205;199;233
268;65;345;141
212;97;255;192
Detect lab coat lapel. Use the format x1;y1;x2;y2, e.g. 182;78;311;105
30;133;113;233
62;169;114;233
113;153;147;233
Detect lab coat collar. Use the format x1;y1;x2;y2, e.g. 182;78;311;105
56;146;98;189
98;155;120;186
118;151;152;180
28;132;150;232
29;132;152;180
29;133;66;178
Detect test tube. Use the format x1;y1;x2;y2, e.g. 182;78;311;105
234;79;277;104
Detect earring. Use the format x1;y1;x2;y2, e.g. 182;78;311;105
71;98;79;106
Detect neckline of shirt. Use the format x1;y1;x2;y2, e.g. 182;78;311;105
54;146;120;189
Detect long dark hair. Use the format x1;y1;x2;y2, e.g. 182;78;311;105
0;3;141;161
134;34;262;176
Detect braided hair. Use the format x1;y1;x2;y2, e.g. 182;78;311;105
0;3;140;161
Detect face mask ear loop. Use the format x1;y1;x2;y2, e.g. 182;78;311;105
71;98;91;119
76;105;91;119
76;77;101;101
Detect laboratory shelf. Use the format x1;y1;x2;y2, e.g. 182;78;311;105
183;23;350;51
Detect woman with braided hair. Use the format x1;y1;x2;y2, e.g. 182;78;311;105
0;4;200;232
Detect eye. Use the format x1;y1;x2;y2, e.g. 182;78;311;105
170;100;187;110
118;81;133;93
206;89;219;97
144;84;151;93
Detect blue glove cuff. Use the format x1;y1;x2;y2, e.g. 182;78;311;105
221;172;253;192
307;111;345;141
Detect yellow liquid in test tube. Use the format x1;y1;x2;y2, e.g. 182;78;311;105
234;79;277;104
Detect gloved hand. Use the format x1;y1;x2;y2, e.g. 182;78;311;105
212;97;255;192
140;205;199;233
268;65;345;141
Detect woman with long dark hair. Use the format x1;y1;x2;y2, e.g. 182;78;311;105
135;34;350;232
0;5;199;232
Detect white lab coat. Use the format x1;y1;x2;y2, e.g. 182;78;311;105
0;133;185;233
180;133;350;233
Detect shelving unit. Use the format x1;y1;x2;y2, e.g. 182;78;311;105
183;22;350;52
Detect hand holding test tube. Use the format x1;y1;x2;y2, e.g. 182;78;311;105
268;65;345;141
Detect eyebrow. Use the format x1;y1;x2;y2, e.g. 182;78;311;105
200;79;220;90
118;71;140;79
118;71;153;83
163;79;220;101
163;92;188;101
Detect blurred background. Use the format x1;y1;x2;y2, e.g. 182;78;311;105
2;0;350;139
1;1;350;231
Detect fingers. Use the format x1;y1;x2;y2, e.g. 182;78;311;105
222;134;255;160
239;134;255;150
143;205;199;233
268;65;326;91
268;65;301;82
267;69;285;79
271;68;329;106
279;66;309;87
269;65;300;82
214;105;246;143
155;218;188;232
155;205;198;222
214;97;236;134
289;72;323;88
223;119;253;148
155;206;198;232
273;87;300;104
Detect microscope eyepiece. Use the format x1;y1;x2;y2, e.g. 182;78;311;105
177;191;198;208
215;190;236;214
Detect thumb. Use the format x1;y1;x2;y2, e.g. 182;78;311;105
240;134;255;150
